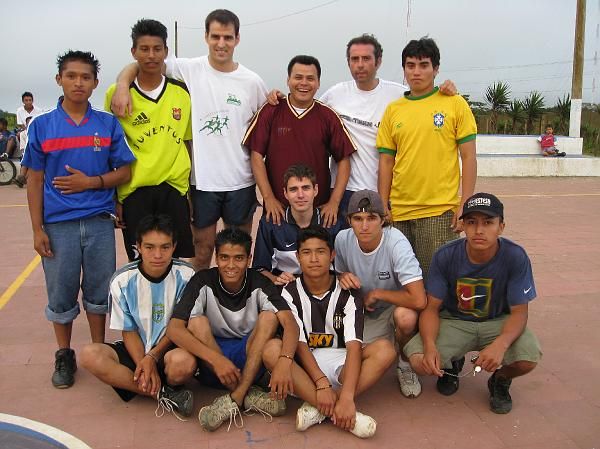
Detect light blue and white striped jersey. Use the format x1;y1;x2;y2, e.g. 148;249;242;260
109;259;195;353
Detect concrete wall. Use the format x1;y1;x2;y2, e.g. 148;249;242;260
476;135;583;155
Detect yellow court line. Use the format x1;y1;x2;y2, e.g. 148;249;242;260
498;193;600;198
0;255;41;310
0;204;28;208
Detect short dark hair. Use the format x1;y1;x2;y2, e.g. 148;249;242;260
21;91;33;101
283;164;317;189
57;50;100;79
546;124;553;129
297;225;333;251
287;55;321;79
215;227;252;256
205;9;240;36
346;34;383;61
135;214;176;244
0;118;7;127
131;19;168;48
402;37;440;68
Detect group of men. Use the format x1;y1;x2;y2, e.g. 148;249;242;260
21;8;541;439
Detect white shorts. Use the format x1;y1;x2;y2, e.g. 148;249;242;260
312;348;347;389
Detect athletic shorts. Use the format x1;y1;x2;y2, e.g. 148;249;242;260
42;215;115;324
403;313;542;369
105;340;167;402
193;333;265;388
121;183;194;260
363;306;395;344
190;184;258;228
312;348;347;390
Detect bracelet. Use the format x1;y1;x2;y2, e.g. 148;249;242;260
279;354;293;361
313;375;327;384
146;352;158;363
316;384;332;391
97;175;104;189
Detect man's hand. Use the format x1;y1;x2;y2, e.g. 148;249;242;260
315;386;337;417
263;196;285;225
422;346;444;377
53;165;92;194
269;358;294;400
477;341;506;373
115;202;126;229
111;85;133;117
274;272;296;286
33;229;53;257
212;354;242;388
338;272;361;290
451;207;464;234
439;79;457;96
319;201;339;228
133;355;162;396
332;396;356;431
363;289;381;312
266;89;285;106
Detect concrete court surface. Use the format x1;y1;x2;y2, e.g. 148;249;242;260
0;177;599;449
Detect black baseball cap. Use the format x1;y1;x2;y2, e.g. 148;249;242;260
347;190;385;216
459;193;504;219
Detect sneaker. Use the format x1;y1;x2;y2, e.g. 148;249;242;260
51;348;77;389
296;402;326;431
13;174;26;188
350;412;377;439
397;365;422;398
557;151;567;157
198;394;243;432
436;356;465;396
243;385;286;416
156;385;194;419
0;153;7;161
488;372;513;414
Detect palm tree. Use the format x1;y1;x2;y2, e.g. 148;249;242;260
506;100;526;134
523;91;545;134
485;82;511;133
554;94;571;134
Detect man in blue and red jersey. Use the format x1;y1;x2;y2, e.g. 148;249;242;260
22;50;135;389
243;55;356;229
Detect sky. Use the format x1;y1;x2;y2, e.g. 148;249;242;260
1;0;598;113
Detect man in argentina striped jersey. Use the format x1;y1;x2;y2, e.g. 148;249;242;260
80;215;196;418
262;226;396;438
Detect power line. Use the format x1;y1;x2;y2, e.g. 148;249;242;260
444;58;595;73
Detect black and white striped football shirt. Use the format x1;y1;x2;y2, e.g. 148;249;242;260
172;268;289;338
282;275;363;349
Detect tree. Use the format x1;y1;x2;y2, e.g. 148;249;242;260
484;81;511;133
553;94;571;134
523;91;545;134
506;99;526;134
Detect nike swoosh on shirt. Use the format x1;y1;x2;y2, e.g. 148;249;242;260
523;287;532;294
285;243;295;248
460;294;486;301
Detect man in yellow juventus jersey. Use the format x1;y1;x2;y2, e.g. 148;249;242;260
105;19;194;260
376;37;477;277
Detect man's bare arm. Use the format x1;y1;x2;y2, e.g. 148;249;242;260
378;152;395;219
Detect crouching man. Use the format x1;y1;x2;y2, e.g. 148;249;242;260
404;193;542;414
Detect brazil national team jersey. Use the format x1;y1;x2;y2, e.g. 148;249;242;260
105;78;192;202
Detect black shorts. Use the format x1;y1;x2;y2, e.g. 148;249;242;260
105;340;166;402
121;183;194;260
190;184;258;228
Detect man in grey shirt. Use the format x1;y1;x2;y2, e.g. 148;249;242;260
334;190;426;398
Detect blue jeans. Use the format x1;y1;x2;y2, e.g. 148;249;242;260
42;214;115;324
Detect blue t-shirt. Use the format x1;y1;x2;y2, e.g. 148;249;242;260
0;129;15;153
22;100;135;223
427;238;536;321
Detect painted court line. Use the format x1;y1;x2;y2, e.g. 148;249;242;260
0;255;41;310
0;413;92;449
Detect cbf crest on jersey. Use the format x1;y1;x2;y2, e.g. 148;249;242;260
152;303;165;323
93;133;101;152
433;112;445;128
172;108;182;120
456;278;493;319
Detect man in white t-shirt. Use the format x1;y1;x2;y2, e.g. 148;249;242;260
16;91;44;131
111;10;268;270
320;34;456;218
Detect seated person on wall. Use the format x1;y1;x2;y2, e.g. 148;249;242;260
253;164;343;286
404;193;542;414
0;118;17;160
538;125;566;157
262;226;396;439
166;228;299;432
80;215;196;419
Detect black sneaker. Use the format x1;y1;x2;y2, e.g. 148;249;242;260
52;348;77;389
557;151;567;157
436;356;465;396
488;372;513;414
157;385;194;418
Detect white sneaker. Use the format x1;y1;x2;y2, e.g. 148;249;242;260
350;412;377;438
397;365;422;398
296;402;326;431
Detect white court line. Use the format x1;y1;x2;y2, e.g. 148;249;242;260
0;413;92;449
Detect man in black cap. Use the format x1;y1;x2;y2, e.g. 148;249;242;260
404;193;542;414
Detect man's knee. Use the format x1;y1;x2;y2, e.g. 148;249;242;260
366;339;397;369
262;338;283;369
79;343;111;372
394;307;418;335
164;348;197;384
408;353;428;376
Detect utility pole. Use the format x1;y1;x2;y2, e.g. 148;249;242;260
570;0;586;137
175;21;178;57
